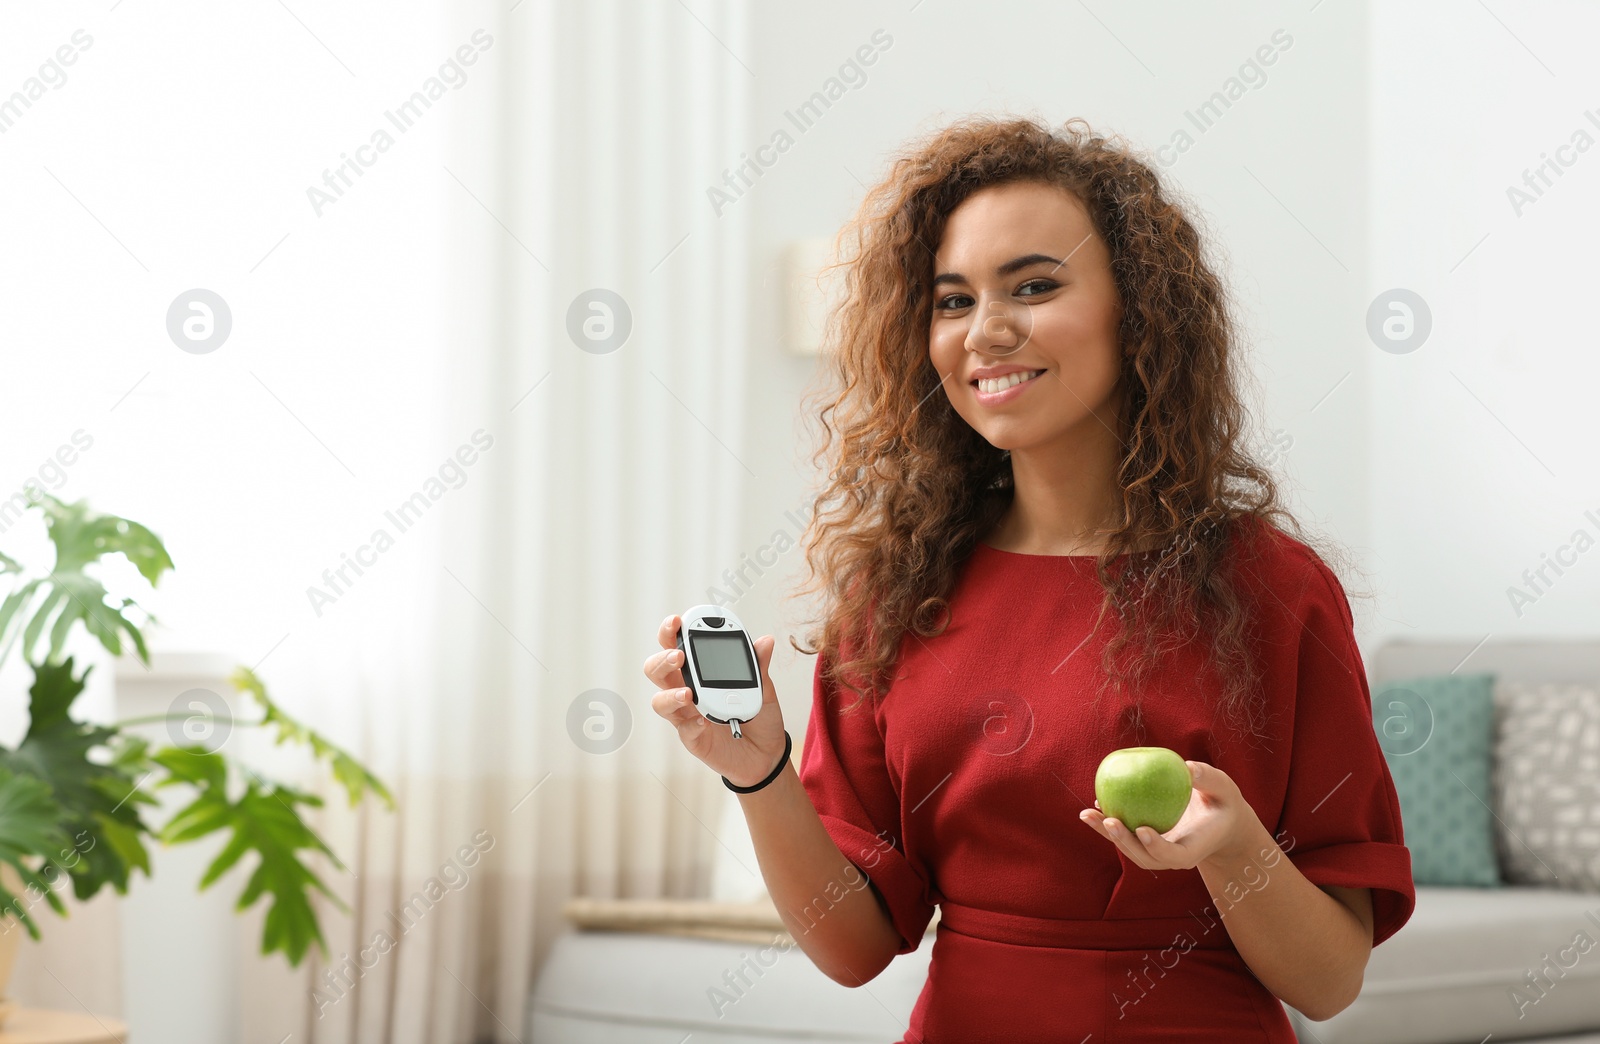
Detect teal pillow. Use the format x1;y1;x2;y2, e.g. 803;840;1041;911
1372;671;1500;887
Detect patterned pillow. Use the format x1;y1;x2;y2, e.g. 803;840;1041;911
1373;672;1501;887
1491;681;1600;890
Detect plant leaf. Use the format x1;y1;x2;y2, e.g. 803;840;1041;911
0;494;172;667
30;574;145;667
91;811;151;878
38;493;174;587
229;667;394;811
19;587;67;665
24;658;87;736
152;749;347;966
0;767;72;939
0;579;42;652
151;744;228;792
0;658;156;902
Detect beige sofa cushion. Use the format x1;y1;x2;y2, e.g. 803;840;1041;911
1288;886;1600;1044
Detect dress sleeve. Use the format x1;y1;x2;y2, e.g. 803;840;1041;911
1273;555;1416;948
796;653;937;955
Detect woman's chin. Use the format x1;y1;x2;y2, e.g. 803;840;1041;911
977;425;1043;454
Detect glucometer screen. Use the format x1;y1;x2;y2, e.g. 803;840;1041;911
689;632;757;687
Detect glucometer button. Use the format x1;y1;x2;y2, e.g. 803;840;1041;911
702;617;725;628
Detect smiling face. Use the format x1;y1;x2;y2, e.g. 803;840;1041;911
928;180;1125;452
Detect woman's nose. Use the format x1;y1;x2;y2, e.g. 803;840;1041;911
965;294;1032;357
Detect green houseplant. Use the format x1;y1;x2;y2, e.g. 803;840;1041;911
0;492;392;976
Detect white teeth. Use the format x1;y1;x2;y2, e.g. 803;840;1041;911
976;369;1042;394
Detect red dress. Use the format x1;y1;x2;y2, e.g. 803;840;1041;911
797;522;1415;1042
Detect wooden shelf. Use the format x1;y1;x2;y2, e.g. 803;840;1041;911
560;895;940;945
0;1008;128;1044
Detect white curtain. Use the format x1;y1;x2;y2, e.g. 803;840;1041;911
248;1;758;1041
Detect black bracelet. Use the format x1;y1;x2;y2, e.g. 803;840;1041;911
723;729;792;794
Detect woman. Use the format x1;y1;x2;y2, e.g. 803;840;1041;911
644;115;1413;1042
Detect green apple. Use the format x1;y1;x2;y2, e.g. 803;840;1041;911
1094;746;1193;834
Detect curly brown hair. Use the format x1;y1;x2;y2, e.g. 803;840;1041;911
787;114;1360;745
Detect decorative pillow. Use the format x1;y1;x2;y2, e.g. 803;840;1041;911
1491;680;1600;890
1371;672;1500;887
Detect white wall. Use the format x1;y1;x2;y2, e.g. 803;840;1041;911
1369;0;1600;641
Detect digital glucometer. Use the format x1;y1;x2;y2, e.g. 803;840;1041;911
676;604;761;738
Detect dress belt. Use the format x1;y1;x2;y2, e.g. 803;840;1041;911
937;901;1238;952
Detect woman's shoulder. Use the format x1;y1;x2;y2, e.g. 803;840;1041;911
1226;514;1348;614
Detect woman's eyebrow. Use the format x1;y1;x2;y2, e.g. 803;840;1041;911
932;253;1064;289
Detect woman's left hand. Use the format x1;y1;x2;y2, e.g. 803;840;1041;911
1079;760;1260;871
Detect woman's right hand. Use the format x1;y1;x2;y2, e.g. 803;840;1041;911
644;613;789;788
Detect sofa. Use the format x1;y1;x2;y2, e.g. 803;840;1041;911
1281;638;1600;1044
528;638;1600;1044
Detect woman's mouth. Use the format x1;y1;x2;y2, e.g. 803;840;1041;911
972;368;1045;405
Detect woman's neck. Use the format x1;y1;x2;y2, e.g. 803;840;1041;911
984;412;1129;557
